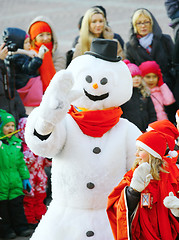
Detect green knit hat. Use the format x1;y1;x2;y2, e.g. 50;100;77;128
0;109;16;133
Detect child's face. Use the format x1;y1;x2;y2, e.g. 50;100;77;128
136;146;149;165
143;73;158;89
24;37;31;50
35;32;52;43
3;122;15;138
132;75;142;88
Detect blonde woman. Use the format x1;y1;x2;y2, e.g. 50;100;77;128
125;9;175;94
107;130;179;240
73;7;124;59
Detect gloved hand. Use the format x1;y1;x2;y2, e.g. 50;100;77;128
163;192;179;217
23;179;31;192
35;70;82;135
130;162;152;192
38;45;48;59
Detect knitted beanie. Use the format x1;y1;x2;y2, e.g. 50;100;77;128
29;21;52;40
147;119;179;140
139;61;163;83
136;130;175;159
123;59;142;77
176;109;179;123
0;109;16;133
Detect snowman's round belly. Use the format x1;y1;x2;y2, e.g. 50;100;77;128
31;202;114;240
51;153;127;209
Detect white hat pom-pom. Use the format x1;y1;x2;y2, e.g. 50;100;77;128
168;150;178;158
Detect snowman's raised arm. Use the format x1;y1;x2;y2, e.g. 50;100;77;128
24;70;81;158
35;70;79;131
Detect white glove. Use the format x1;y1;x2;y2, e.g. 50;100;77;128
163;192;179;217
35;70;82;135
38;45;48;58
130;162;152;192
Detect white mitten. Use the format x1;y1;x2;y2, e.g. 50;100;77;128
130;162;152;192
38;45;48;58
163;192;179;217
35;70;82;135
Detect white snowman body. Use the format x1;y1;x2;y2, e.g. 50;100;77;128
25;53;141;240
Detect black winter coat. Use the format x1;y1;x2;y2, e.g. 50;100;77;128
9;54;42;89
2;27;42;89
121;88;157;132
125;9;175;91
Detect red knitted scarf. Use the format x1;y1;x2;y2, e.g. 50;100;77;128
31;41;56;92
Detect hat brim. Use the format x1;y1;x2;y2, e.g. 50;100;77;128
84;51;121;62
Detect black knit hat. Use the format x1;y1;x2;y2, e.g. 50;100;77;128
85;39;121;62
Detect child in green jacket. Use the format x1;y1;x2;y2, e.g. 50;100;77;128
0;109;32;239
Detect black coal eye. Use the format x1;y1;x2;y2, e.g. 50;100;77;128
100;77;108;85
85;75;92;83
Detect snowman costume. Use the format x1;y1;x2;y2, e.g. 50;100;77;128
25;39;141;240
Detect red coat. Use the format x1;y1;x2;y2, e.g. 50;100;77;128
107;159;179;240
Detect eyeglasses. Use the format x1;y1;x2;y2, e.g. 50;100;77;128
136;21;151;26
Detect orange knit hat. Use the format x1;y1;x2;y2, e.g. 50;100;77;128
29;21;52;40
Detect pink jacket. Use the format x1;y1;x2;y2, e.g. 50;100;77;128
150;83;175;120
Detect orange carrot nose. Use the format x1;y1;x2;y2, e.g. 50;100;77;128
93;83;98;89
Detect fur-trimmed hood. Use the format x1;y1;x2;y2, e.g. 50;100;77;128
27;15;58;55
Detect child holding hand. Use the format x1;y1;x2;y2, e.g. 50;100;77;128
139;60;176;122
0;109;31;239
107;130;179;240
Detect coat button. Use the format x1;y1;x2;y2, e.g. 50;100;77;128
87;182;95;189
93;147;101;154
86;231;94;237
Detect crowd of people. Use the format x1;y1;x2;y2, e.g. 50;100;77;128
0;2;179;239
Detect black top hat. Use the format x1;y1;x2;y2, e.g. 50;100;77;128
85;38;121;62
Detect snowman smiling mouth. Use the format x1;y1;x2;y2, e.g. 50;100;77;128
84;89;109;101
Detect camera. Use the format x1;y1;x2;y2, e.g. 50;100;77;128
4;40;18;52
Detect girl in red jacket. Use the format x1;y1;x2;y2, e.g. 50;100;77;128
107;130;179;240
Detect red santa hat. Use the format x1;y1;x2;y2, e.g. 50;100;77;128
123;59;142;77
147;120;179;140
136;130;175;159
176;109;179;123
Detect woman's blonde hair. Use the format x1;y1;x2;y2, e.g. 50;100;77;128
132;9;153;34
79;7;106;54
133;154;168;180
